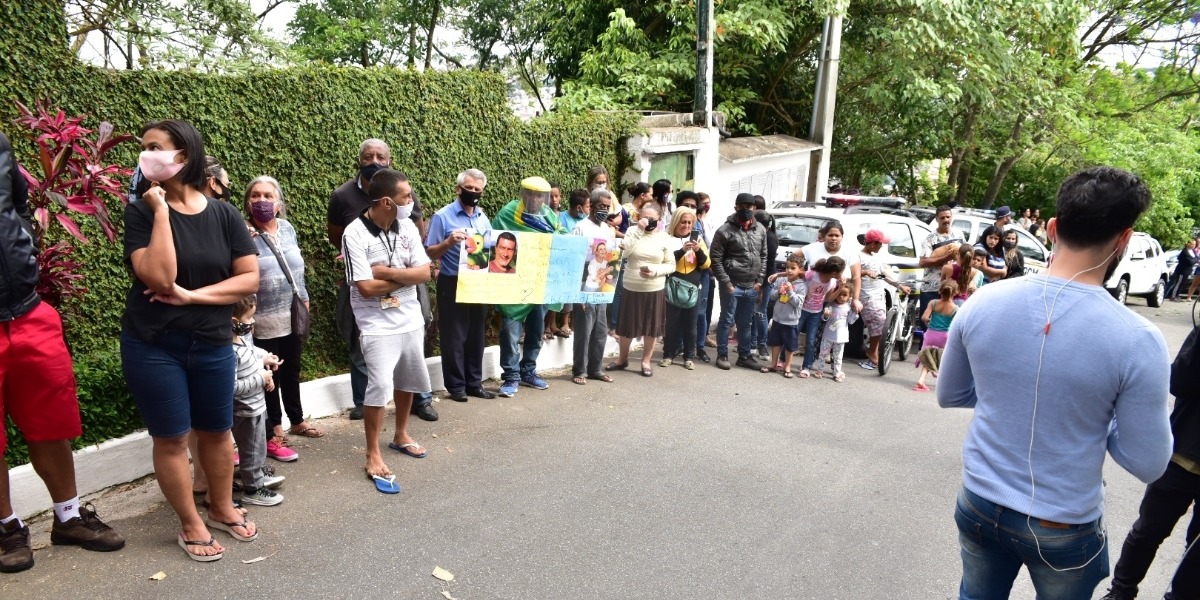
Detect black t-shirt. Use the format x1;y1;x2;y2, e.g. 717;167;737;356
327;177;424;228
122;198;258;344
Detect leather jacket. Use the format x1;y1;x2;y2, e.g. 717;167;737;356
0;132;41;321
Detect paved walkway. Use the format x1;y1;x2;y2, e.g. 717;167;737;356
2;300;1192;599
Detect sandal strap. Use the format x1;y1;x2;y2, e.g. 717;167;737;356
182;536;218;547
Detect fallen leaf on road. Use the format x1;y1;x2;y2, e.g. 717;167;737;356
330;470;338;474
149;571;166;581
431;433;438;438
432;566;454;581
441;591;459;600
445;447;454;453
241;556;269;564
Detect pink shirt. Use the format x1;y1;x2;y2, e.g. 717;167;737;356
802;270;839;313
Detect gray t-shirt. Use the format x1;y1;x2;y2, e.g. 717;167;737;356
253;219;309;340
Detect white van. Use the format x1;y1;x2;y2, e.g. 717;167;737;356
1103;232;1169;306
948;209;1050;275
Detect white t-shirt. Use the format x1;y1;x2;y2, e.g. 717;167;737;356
342;216;431;336
859;252;887;299
572;218;614;239
802;242;859;282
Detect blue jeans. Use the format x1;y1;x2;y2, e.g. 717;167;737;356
955;487;1109;600
797;310;823;369
414;391;433;407
121;330;236;438
500;305;546;383
752;291;771;351
716;284;757;359
695;271;711;353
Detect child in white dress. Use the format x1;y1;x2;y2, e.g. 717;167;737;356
813;285;858;382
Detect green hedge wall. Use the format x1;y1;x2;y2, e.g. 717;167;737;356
1;1;639;465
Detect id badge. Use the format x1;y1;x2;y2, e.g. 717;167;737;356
380;296;401;309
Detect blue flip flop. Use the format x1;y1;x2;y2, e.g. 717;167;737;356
369;473;401;494
388;441;427;459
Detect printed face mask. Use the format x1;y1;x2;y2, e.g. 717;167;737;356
138;150;184;182
232;320;253;336
250;201;276;224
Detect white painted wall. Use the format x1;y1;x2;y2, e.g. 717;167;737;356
622;126;721;198
717;152;813;217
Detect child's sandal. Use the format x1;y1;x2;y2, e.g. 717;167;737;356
812;370;824;379
798;369;811;379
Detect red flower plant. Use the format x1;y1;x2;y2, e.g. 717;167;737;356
12;100;134;305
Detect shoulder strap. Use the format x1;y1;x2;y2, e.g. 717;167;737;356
257;228;301;296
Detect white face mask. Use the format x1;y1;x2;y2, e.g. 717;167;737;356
394;202;414;221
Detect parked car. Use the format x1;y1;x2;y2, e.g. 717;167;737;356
769;207;934;358
1104;232;1169;306
947;208;1050;275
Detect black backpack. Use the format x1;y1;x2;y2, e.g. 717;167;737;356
1170;324;1200;399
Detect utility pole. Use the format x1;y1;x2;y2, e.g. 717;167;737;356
808;13;843;203
694;0;714;129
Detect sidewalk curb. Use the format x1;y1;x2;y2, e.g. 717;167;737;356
10;333;634;519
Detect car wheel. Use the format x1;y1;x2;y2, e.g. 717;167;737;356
1146;278;1165;307
1113;278;1129;305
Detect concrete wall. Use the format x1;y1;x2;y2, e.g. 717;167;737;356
718;152;813;212
8;335;629;519
623;126;721;203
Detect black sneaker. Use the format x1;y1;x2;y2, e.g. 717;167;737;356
0;519;33;573
448;390;469;402
50;504;125;552
411;403;439;422
735;355;761;369
1100;590;1133;600
466;387;496;399
348;405;365;420
715;355;731;370
696;349;711;363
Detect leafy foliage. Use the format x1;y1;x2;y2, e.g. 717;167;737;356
0;0;640;465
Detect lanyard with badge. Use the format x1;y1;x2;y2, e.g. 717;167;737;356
379;227;402;310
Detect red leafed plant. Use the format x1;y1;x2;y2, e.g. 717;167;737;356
12;99;135;305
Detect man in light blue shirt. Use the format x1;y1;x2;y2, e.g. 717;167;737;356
424;168;495;403
938;166;1173;600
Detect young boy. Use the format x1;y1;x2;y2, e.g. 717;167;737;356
231;295;285;507
761;254;806;377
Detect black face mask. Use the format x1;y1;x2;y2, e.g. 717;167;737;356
460;190;483;206
645;218;658;231
736;208;754;223
1002;240;1017;250
233;320;253;336
359;163;385;183
213;180;232;202
592;207;608;222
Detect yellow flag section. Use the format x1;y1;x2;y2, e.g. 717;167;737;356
455;231;619;304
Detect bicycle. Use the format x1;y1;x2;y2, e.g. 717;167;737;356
877;278;921;376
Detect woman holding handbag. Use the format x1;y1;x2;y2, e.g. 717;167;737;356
660;207;709;370
243;177;318;462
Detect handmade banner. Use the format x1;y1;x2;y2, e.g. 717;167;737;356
455;230;621;304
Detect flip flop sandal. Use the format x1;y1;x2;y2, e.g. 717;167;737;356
605;361;629;371
913;384;930;392
543;332;556;341
368;472;401;494
555;330;571;338
288;425;325;438
587;374;614;382
640;367;653;377
572;376;587;385
759;366;774;373
782;370;794;379
205;518;258;542
799;369;811;379
388;441;427;458
178;533;223;562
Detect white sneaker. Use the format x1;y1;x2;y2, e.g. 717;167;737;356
261;473;285;490
242;487;283;506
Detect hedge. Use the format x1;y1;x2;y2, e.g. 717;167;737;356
1;1;640;465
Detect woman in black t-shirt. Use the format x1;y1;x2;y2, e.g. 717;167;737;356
120;120;260;562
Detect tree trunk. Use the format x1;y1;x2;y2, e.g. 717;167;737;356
361;42;370;68
980;113;1030;209
945;105;979;201
954;159;972;206
407;24;417;68
424;0;440;70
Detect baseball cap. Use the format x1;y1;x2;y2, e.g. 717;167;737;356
859;229;891;245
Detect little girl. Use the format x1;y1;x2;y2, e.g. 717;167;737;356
761;254;806;378
813;285;858;382
794;256;845;379
914;280;959;392
942;244;983;305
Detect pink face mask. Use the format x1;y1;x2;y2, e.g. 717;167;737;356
138;149;184;182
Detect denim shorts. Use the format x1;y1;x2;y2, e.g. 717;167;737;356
121;330;236;438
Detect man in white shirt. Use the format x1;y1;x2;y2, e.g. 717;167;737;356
342;169;433;485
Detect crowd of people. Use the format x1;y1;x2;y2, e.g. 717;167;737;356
0;122;1194;599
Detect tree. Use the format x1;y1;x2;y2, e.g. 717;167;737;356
64;0;294;71
288;0;458;69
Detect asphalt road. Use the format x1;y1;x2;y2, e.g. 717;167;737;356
4;297;1195;600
